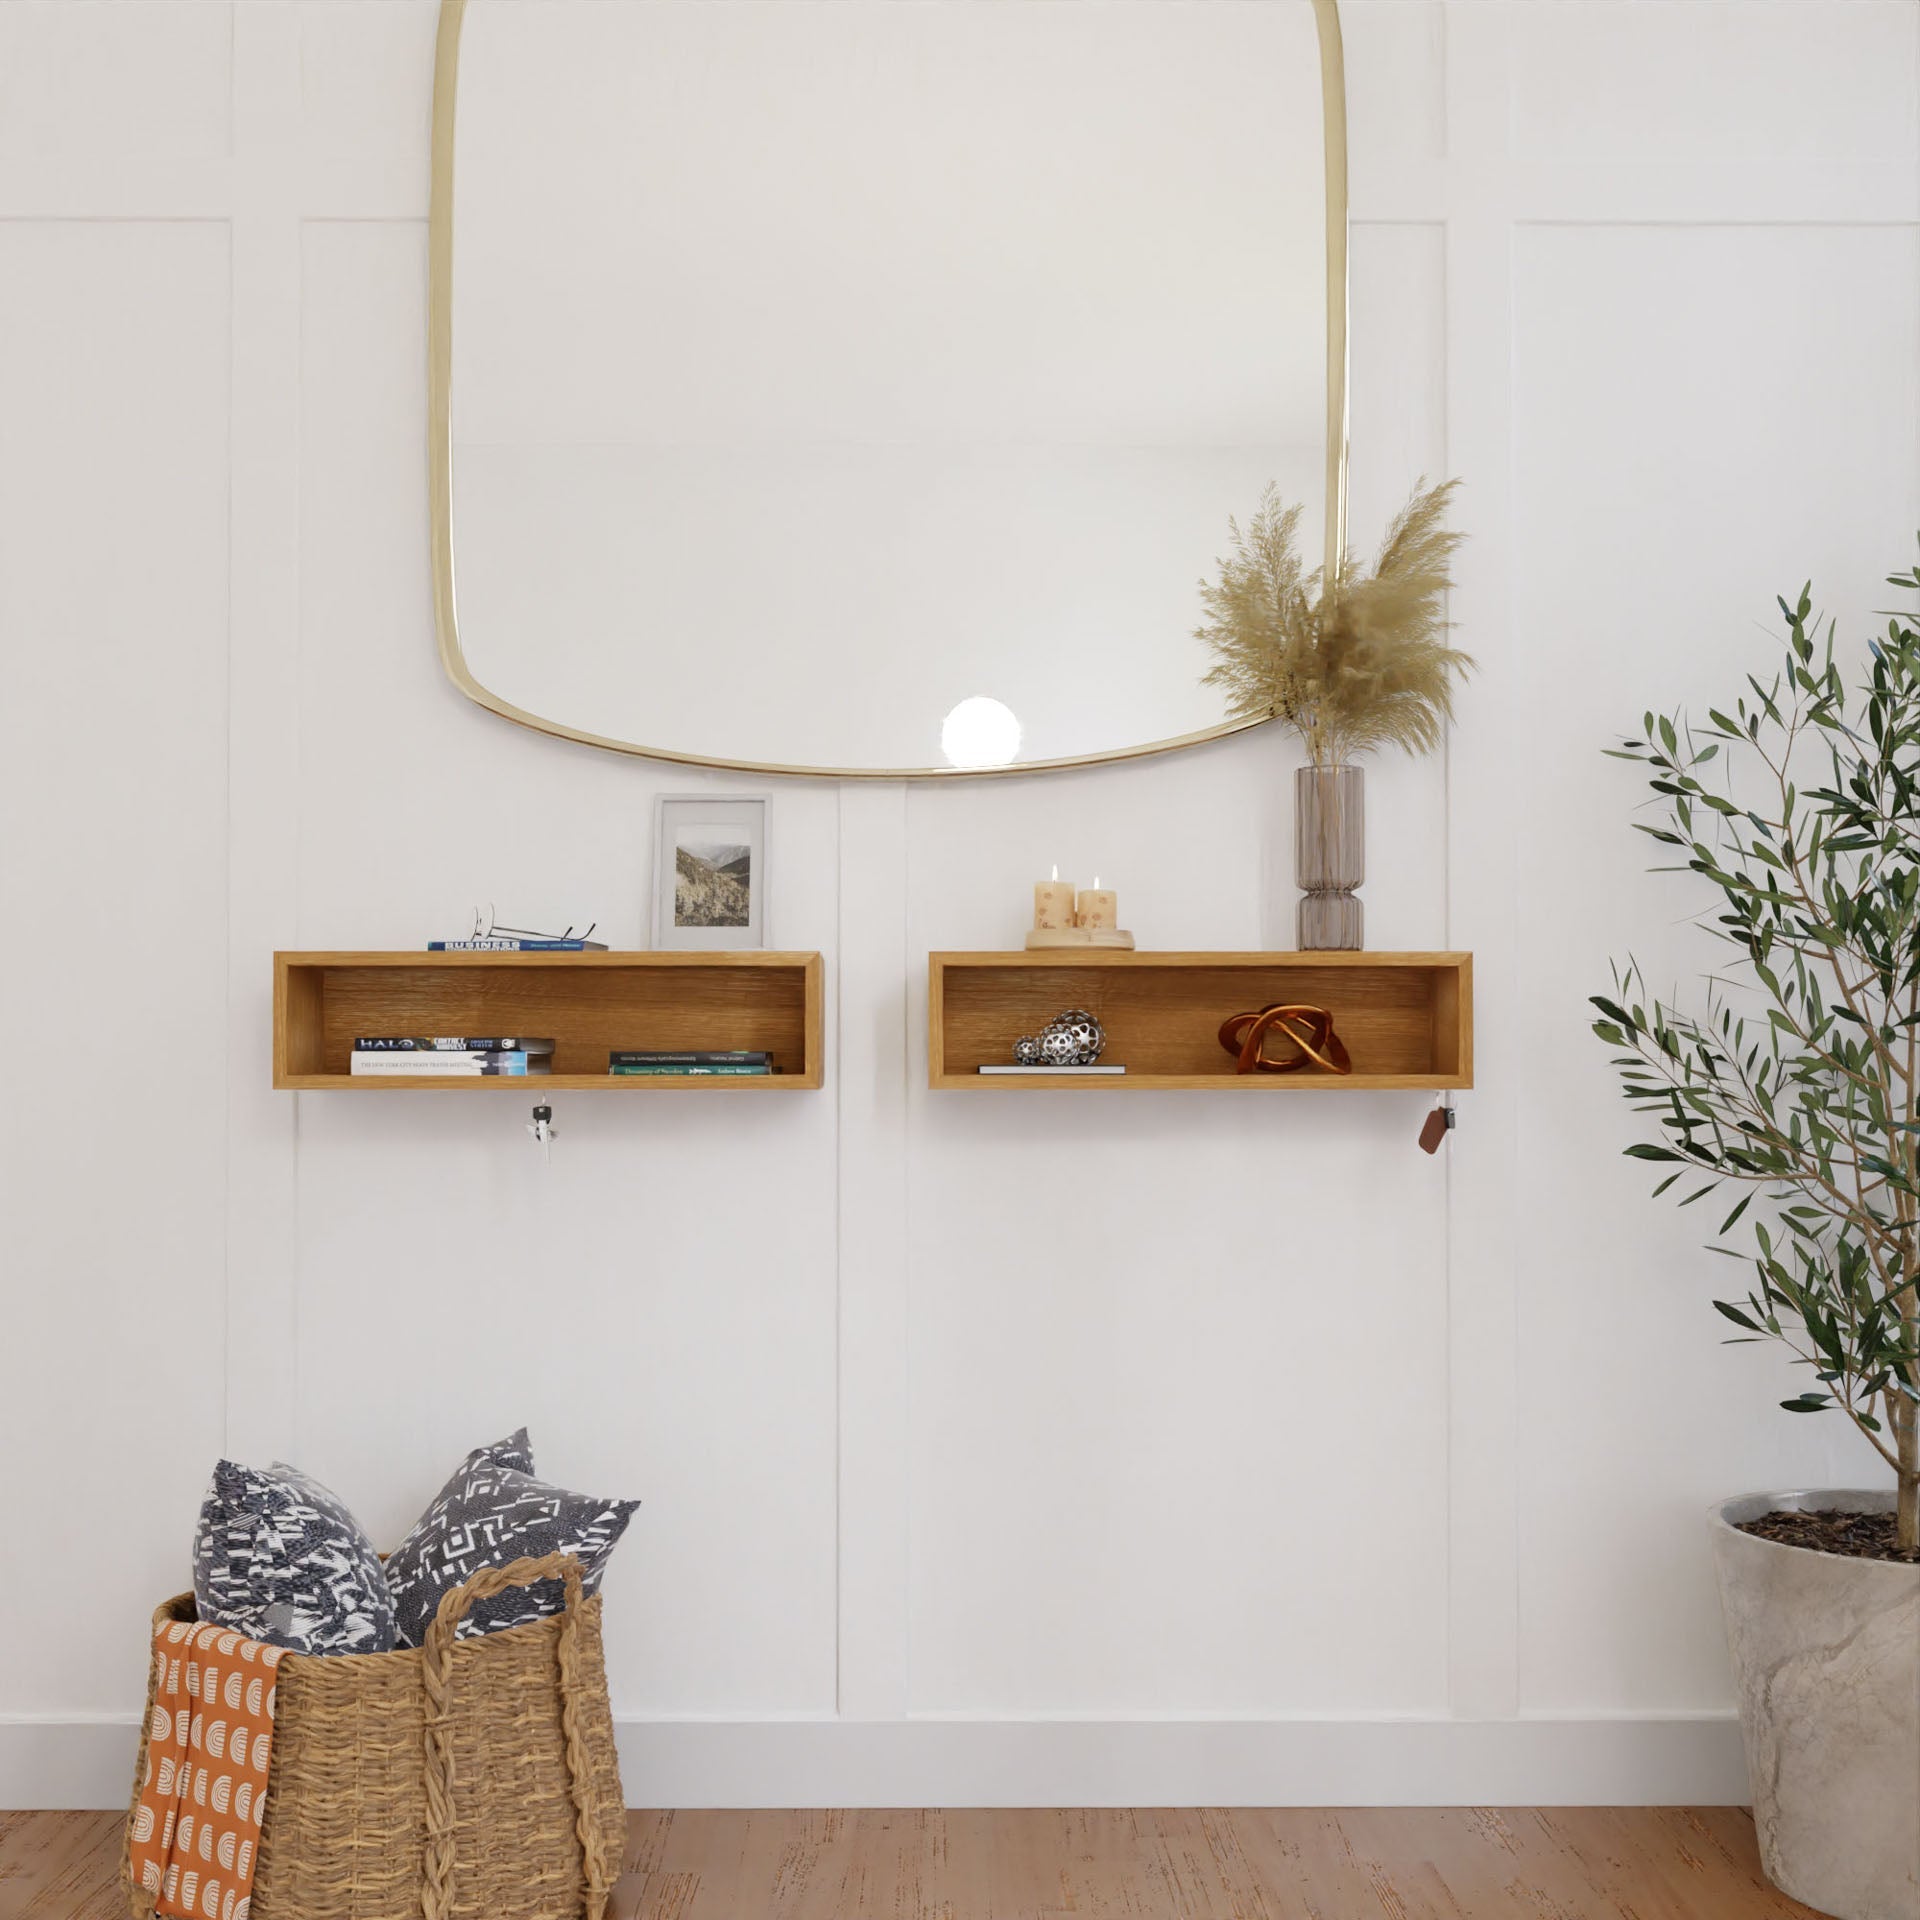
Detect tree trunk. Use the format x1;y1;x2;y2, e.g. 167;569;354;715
1900;1401;1919;1557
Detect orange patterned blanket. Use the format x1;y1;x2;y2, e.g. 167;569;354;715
129;1619;284;1920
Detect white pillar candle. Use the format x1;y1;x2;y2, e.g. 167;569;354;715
1076;878;1117;932
1033;864;1077;931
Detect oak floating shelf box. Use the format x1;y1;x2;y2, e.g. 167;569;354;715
274;951;823;1089
929;951;1472;1091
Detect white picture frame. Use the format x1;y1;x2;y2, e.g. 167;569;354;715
651;795;768;949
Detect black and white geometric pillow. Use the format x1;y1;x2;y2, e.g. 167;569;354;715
470;1426;535;1477
192;1460;398;1655
385;1437;637;1647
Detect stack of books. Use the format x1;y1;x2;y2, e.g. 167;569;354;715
609;1050;772;1078
350;1037;556;1077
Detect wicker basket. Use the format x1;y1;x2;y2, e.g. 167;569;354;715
123;1553;624;1920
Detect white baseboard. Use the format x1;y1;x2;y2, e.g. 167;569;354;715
0;1718;142;1812
0;1713;1749;1812
613;1715;1751;1808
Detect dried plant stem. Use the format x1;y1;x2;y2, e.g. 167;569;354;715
1196;479;1472;766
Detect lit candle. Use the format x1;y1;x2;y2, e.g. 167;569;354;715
1076;877;1117;932
1033;864;1077;931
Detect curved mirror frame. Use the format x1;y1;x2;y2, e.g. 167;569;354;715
428;0;1349;779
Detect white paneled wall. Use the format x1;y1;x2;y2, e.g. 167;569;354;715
1510;220;1920;1711
0;218;230;1750
0;0;1912;1808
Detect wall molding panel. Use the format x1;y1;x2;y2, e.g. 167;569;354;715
224;0;306;1471
1434;0;1524;1729
2;0;1914;1810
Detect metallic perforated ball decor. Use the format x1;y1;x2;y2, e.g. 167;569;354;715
1050;1010;1105;1064
1038;1026;1081;1066
1012;1034;1044;1066
1034;1009;1106;1066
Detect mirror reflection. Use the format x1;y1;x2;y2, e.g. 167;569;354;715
442;0;1341;774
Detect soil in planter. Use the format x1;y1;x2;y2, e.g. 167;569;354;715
1735;1508;1920;1564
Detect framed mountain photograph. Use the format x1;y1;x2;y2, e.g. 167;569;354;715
651;795;768;949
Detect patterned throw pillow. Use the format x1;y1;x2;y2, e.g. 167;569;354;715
193;1460;398;1654
385;1434;637;1647
469;1426;536;1477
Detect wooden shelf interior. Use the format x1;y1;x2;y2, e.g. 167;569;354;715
275;952;823;1088
929;951;1472;1089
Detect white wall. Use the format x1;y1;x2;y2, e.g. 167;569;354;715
1;0;1913;1809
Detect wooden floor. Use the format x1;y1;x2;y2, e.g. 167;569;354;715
0;1807;1818;1919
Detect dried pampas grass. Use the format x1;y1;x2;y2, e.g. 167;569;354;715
1196;478;1472;766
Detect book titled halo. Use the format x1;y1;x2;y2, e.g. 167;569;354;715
351;1036;555;1077
354;1037;555;1052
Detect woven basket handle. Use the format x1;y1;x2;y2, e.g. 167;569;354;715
419;1553;612;1920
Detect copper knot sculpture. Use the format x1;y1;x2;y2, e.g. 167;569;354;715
1217;1003;1352;1076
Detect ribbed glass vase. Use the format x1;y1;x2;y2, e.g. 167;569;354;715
1295;763;1364;950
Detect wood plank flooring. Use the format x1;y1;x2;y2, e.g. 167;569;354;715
0;1807;1818;1919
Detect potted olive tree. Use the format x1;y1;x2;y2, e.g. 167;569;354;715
1594;565;1920;1920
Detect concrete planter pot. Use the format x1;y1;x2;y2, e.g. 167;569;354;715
1711;1491;1920;1920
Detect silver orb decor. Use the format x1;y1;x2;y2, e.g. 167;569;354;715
1038;1026;1081;1066
1008;1009;1107;1068
1046;1009;1105;1064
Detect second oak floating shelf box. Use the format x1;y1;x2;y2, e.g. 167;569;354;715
274;951;823;1089
929;951;1472;1090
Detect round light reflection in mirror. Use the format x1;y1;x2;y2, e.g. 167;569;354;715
941;696;1023;769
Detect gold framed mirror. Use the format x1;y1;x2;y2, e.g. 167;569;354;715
429;0;1349;779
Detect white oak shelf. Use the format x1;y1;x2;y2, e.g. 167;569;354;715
274;950;824;1089
928;950;1472;1090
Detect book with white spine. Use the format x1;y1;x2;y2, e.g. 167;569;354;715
348;1052;550;1076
